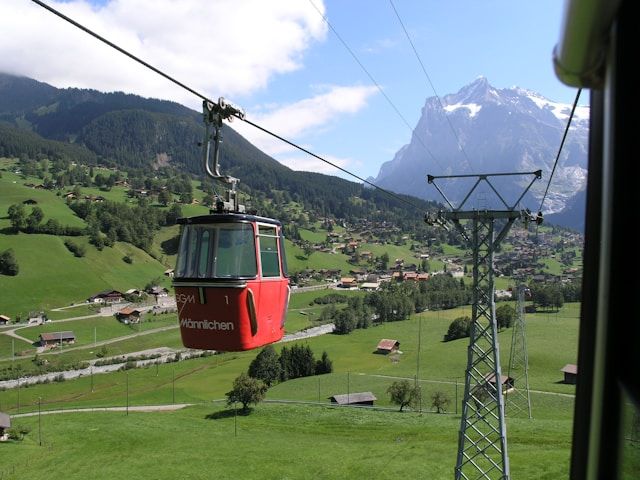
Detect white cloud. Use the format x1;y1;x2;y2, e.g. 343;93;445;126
276;153;354;176
0;0;327;108
233;84;378;159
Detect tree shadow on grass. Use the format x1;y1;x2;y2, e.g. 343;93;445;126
160;235;180;255
205;407;252;420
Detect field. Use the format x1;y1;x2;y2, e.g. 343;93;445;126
0;296;633;479
0;234;166;318
1;402;576;480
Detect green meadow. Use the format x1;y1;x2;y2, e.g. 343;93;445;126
0;401;579;480
0;301;611;480
0;234;166;318
0;303;580;412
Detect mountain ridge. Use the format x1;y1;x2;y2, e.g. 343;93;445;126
374;77;588;228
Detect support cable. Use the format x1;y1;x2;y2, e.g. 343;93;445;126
389;0;475;174
308;0;446;173
538;88;583;213
30;0;428;215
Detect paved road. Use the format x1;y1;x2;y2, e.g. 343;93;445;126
0;323;335;390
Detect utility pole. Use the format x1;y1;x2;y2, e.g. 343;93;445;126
126;372;129;416
38;397;42;446
507;284;532;418
426;171;541;480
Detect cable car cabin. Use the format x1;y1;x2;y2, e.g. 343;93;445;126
173;214;290;351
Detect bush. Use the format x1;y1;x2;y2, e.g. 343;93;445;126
123;255;133;264
64;239;86;257
431;391;451;413
313;294;348;305
0;248;19;275
444;316;471;342
496;304;516;330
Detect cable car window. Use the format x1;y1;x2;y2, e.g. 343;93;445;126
279;230;288;277
258;225;280;277
197;229;211;278
175;223;256;279
215;224;257;278
175;225;191;277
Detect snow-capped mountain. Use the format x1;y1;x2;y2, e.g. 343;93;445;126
374;77;588;224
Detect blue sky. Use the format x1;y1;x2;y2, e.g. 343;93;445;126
1;0;578;181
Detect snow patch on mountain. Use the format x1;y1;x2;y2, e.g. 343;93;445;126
374;78;590;226
443;102;482;117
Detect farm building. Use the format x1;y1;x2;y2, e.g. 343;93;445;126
339;277;357;288
329;392;377;406
376;339;400;354
0;315;10;325
561;364;578;384
88;290;123;303
147;286;169;297
360;282;380;291
117;307;142;324
0;412;10;440
484;373;515;393
39;331;76;348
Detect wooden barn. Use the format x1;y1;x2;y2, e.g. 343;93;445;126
39;331;76;348
561;364;578;384
376;339;400;355
329;392;377;406
484;373;515;393
117;307;142;324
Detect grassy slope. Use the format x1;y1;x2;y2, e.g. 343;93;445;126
0;303;580;412
0;303;590;479
0;234;166;318
0;171;86;229
0;402;584;480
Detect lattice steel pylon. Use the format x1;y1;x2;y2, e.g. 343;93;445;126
506;284;532;419
425;171;542;480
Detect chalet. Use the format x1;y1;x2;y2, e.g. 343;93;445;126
164;268;175;278
417;273;430;281
147;286;169;297
39;331;76;348
376;339;400;354
117;307;142;324
88;290;123;303
329;392;377;406
125;288;142;297
561;364;578;384
360;251;373;260
360;282;380;291
0;412;10;440
0;315;10;325
340;277;357;288
403;272;418;281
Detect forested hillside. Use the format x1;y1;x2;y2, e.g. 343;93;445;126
0;73;437;227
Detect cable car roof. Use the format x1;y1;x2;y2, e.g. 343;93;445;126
177;213;282;226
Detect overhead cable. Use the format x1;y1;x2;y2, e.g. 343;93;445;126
538;88;583;213
30;0;428;214
389;0;475;174
307;0;446;173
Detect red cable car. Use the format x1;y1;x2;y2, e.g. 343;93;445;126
173;213;290;351
172;98;289;351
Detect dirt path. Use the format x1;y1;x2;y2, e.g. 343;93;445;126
11;403;192;418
